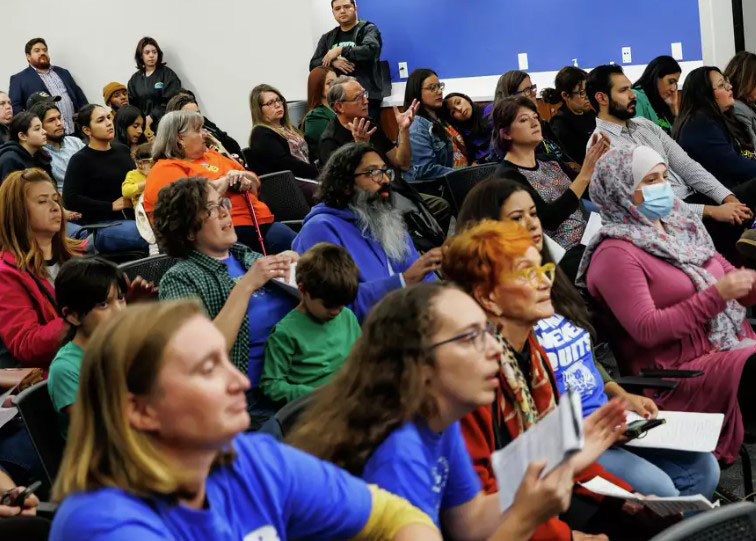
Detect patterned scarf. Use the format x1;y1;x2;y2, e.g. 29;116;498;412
576;145;746;351
445;124;469;169
495;328;557;438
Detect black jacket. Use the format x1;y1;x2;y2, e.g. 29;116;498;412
309;20;384;97
549;108;596;165
246;126;319;178
204;117;242;158
0;125;8;144
0;142;52;184
127;65;182;120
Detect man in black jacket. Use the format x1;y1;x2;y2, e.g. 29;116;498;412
310;0;385;121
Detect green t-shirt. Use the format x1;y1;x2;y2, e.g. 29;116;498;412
48;341;84;437
260;307;361;404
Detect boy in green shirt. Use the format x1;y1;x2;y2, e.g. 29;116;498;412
261;243;361;405
48;257;128;436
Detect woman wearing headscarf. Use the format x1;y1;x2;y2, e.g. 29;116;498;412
579;145;756;464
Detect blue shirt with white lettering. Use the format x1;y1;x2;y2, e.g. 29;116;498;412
50;433;372;540
534;314;607;416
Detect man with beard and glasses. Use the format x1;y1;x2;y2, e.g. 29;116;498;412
9;38;88;135
586;65;750;230
29;101;85;192
293;143;441;322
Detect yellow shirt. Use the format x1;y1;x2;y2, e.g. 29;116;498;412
122;169;147;207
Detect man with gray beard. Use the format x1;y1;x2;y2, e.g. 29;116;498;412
293;143;441;322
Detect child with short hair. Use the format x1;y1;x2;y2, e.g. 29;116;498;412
48;257;128;435
261;243;361;405
121;142;152;207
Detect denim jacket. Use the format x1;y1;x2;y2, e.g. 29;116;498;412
406;115;455;182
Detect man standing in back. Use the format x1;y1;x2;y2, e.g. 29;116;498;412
310;0;385;121
9;38;88;135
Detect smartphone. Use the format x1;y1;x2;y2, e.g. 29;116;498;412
624;418;666;441
0;480;41;507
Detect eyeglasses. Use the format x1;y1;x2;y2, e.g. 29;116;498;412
205;197;232;218
354;167;395;183
423;82;446;93
514;84;538;97
428;321;497;352
341;90;369;102
714;78;733;92
503;262;555;287
261;97;284;108
569;90;587;97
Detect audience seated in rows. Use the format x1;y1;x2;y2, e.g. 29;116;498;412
144;110;296;254
454;182;721;498
0;92;12;143
62;104;148;254
442;91;494;164
310;0;385;121
48;257;128;437
632;56;682;134
726;51;756;150
587;64;752;261
102;81;129;117
153;176;297;429
494;95;609;280
293;144;440;321
404;69;468;181
114;104;147;157
247;84;318;180
290;282;583;539
165;90;244;161
28;101;84;192
542;67;596;164
0;112;52;182
127;36;182;125
9;38;87;135
303;66;337;160
49;300;441;540
260;242;361;405
487;70;580;173
579;145;756;464
121;142;152;208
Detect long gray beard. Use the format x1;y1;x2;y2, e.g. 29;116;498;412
349;189;410;262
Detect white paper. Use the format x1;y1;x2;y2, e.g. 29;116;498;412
518;52;529;71
0;406;17;430
671;42;684;61
580;477;718;516
580;212;603;246
624;411;723;453
492;392;583;511
544;235;566;263
272;262;299;297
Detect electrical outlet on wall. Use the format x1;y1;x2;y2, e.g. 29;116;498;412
398;62;408;78
622;47;632;64
671;42;683;60
518;53;528;70
572;58;579;67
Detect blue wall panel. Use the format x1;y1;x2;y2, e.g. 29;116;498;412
357;0;703;81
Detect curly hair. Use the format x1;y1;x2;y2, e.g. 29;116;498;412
152;176;209;258
287;282;449;475
316;142;381;208
442;219;533;301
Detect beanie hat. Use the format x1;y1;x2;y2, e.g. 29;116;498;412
103;82;127;105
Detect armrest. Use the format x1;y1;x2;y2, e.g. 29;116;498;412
614;376;678;392
639;369;704;378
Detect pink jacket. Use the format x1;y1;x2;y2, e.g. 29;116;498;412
0;251;65;368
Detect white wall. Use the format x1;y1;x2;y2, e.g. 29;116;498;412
698;0;736;68
744;0;756;53
0;0;320;146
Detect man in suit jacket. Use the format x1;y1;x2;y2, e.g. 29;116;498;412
9;38;88;135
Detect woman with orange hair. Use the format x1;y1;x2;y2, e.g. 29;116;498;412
303;66;337;160
442;220;670;540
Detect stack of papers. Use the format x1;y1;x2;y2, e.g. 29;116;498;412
624;411;723;453
580;212;603;246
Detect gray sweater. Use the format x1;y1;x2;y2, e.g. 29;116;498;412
733;100;756;151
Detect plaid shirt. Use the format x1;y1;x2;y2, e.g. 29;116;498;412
159;244;262;374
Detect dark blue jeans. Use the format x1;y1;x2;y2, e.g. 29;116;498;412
92;220;149;254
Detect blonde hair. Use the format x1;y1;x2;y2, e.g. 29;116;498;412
0;168;80;277
52;300;233;501
249;84;297;134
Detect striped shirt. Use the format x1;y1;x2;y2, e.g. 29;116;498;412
589;117;733;217
36;67;76;134
45;136;86;191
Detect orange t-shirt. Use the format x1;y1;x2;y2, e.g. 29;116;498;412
143;150;273;227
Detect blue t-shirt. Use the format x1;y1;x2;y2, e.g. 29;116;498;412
362;420;481;527
222;255;296;385
50;434;371;541
534;314;607;416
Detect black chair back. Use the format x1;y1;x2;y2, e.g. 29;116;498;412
650;501;756;540
257;393;314;441
258;170;311;223
13;381;65;488
118;254;180;284
442;163;500;213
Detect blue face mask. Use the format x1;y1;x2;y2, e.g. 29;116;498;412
637;182;675;220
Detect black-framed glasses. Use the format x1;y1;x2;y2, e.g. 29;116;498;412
428;321;497;352
205;197;232;218
514;84;538;97
354;167;395;183
569;89;587;97
423;82;445;93
261;97;284;108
